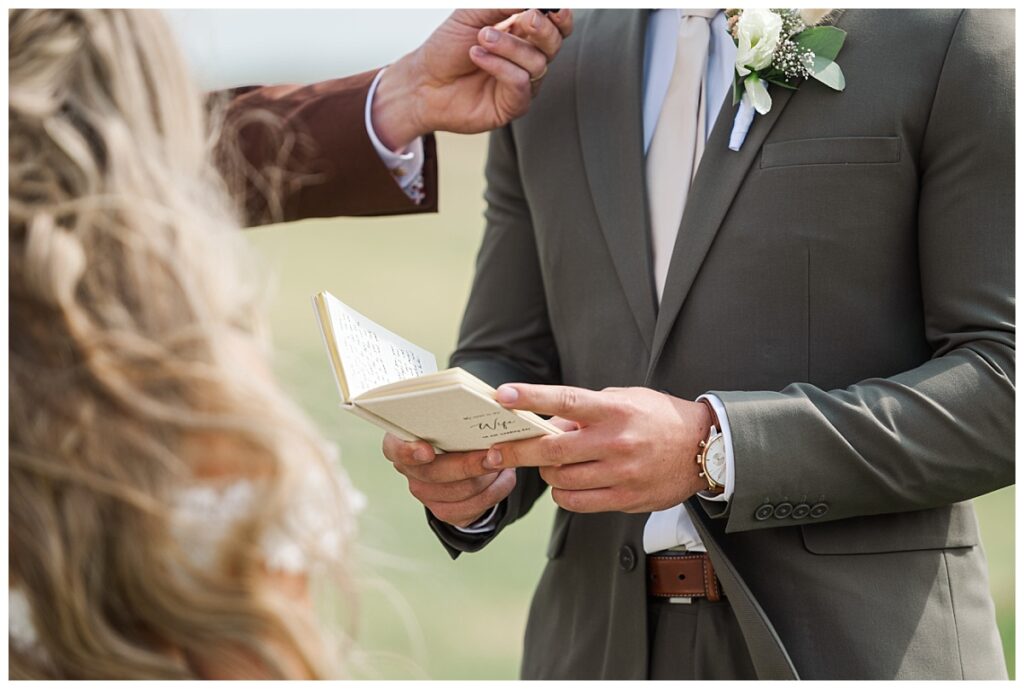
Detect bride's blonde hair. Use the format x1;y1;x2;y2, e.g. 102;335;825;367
10;9;351;678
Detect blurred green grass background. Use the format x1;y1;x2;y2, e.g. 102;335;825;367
246;132;1014;679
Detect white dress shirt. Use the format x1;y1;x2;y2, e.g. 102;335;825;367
369;13;741;549
640;9;737;554
365;69;426;199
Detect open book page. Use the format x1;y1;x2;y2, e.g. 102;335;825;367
359;367;495;399
319;292;437;400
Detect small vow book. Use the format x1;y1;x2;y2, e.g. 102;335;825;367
312;291;561;452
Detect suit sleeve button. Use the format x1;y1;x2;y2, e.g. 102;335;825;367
791;503;811;519
618;545;637;572
809;502;830;519
773;502;793;519
754;504;775;521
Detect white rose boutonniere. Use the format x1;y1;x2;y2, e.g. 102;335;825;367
726;8;847;151
735;10;785;74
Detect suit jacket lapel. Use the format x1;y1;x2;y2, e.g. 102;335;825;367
645;85;797;380
577;10;656;353
685;499;800;679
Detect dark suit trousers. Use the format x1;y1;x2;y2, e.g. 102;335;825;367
647;598;758;680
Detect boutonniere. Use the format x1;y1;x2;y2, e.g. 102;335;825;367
725;8;847;151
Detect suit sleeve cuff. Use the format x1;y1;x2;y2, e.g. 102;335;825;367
364;68;425;197
696;393;736;502
450;504;500;534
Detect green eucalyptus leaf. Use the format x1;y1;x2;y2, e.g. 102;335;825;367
810;56;846;91
794;25;847;61
733;72;745;105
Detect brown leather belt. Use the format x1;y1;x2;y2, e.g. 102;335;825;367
647;552;723;602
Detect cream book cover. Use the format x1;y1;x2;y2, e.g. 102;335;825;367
312;291;561;452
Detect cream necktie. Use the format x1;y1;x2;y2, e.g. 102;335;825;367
645;9;716;302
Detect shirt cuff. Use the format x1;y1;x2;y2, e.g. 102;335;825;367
364;68;425;197
451;504;500;534
695;393;735;503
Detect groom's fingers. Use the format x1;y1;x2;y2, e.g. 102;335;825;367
407;471;498;504
551;486;627;514
485;426;603;469
427;468;517;528
540;461;610;491
382;433;436;466
496;383;619;423
394;450;495;484
549;416;580;432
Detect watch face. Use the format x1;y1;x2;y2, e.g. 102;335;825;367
705;435;727;486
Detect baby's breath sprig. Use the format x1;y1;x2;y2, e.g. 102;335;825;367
774;8;807;38
772;39;815;80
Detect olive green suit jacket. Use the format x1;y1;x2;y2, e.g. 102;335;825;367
430;9;1014;680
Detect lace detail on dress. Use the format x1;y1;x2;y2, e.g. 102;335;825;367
10;588;38;652
10;443;366;660
10;587;51;668
172;443;365;574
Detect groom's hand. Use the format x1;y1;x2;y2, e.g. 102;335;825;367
372;9;573;150
485;384;712;514
382;434;517;528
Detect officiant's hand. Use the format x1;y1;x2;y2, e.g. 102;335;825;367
483;384;713;514
382;434;517;528
372;9;573;150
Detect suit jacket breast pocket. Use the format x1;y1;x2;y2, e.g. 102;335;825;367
760;136;901;169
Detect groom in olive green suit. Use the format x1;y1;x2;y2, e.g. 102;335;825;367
382;9;1013;679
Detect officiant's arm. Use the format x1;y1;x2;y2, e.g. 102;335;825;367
215;9;573;227
217;69;436;226
218;69;434;223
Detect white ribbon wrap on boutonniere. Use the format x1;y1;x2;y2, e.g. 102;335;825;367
728;97;758;152
726;8;846;151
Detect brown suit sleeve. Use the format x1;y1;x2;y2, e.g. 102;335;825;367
215;69;438;227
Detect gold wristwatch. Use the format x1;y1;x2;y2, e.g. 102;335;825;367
696;398;726;494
